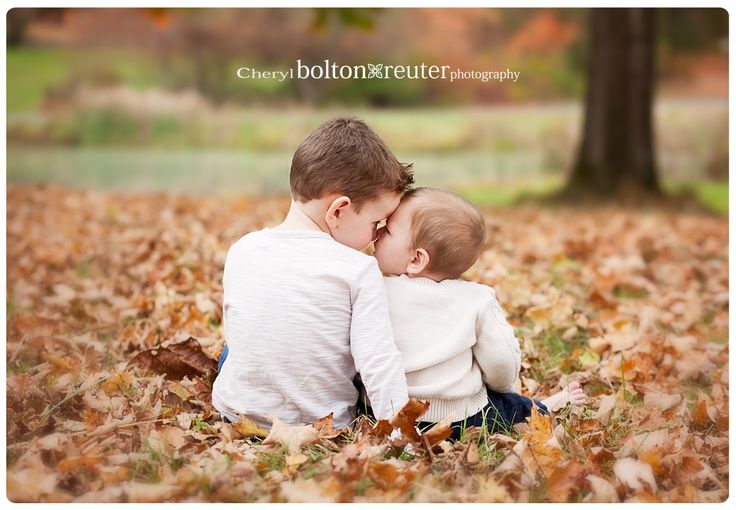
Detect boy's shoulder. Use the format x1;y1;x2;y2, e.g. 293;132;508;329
227;228;378;272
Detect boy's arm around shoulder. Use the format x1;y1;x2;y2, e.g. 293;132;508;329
472;285;521;393
350;258;409;419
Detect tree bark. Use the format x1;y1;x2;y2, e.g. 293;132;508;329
565;8;660;197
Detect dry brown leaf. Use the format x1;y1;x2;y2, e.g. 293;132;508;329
313;412;346;439
643;391;681;411
421;414;454;447
621;429;670;457
595;394;617;425
465;441;480;465
690;400;715;431
127;336;217;382
388;398;429;445
545;458;587;502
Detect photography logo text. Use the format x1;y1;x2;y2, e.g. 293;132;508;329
236;59;520;84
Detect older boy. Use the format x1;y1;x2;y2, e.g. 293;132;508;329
373;188;585;438
213;118;414;428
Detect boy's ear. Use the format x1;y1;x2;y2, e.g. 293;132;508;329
406;248;430;276
325;195;351;229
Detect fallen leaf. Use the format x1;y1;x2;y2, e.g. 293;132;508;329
102;372;134;396
585;474;619;502
422;415;453;447
313;413;346;439
476;475;511;502
388;398;429;445
127;336;217;382
545;458;587;502
262;416;318;454
595;394;617;425
465;441;480;465
643;391;681;411
285;452;309;467
613;457;657;493
280;477;337;503
233;416;269;438
690;400;714;431
621;429;670;457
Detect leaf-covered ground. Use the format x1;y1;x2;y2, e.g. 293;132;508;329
6;184;729;502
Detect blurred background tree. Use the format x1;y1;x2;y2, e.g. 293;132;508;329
565;8;659;198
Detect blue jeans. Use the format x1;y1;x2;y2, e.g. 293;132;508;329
218;344;229;373
415;388;549;440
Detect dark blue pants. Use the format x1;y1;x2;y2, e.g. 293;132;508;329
218;344;229;373
416;388;549;440
217;344;547;438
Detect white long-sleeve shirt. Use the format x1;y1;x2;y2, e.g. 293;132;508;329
212;228;408;429
383;275;521;423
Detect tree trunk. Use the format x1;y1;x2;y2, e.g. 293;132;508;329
565;8;660;197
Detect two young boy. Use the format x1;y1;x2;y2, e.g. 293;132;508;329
213;118;584;436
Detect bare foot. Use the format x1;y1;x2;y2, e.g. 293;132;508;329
540;381;586;412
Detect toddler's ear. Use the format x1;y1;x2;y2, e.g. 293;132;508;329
325;195;351;227
406;248;430;275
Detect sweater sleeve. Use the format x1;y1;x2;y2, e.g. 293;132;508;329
473;287;521;393
350;259;409;419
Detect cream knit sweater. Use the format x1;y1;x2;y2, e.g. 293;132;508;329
383;275;521;423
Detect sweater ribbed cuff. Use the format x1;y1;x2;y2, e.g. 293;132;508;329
419;387;490;423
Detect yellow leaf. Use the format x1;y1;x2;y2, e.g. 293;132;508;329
102;372;134;396
477;476;511;502
526;406;563;474
285;452;309;467
233;416;269;438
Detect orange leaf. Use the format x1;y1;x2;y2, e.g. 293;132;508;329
388;398;429;444
313;413;346;439
57;455;101;473
545;458;587;502
366;461;399;490
421;415;453;447
639;448;664;477
690;400;713;430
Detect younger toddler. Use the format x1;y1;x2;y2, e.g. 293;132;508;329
373;187;585;438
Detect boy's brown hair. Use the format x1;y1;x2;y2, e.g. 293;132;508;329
290;117;414;210
403;188;487;280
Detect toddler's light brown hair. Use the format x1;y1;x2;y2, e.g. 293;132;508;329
403;187;486;279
